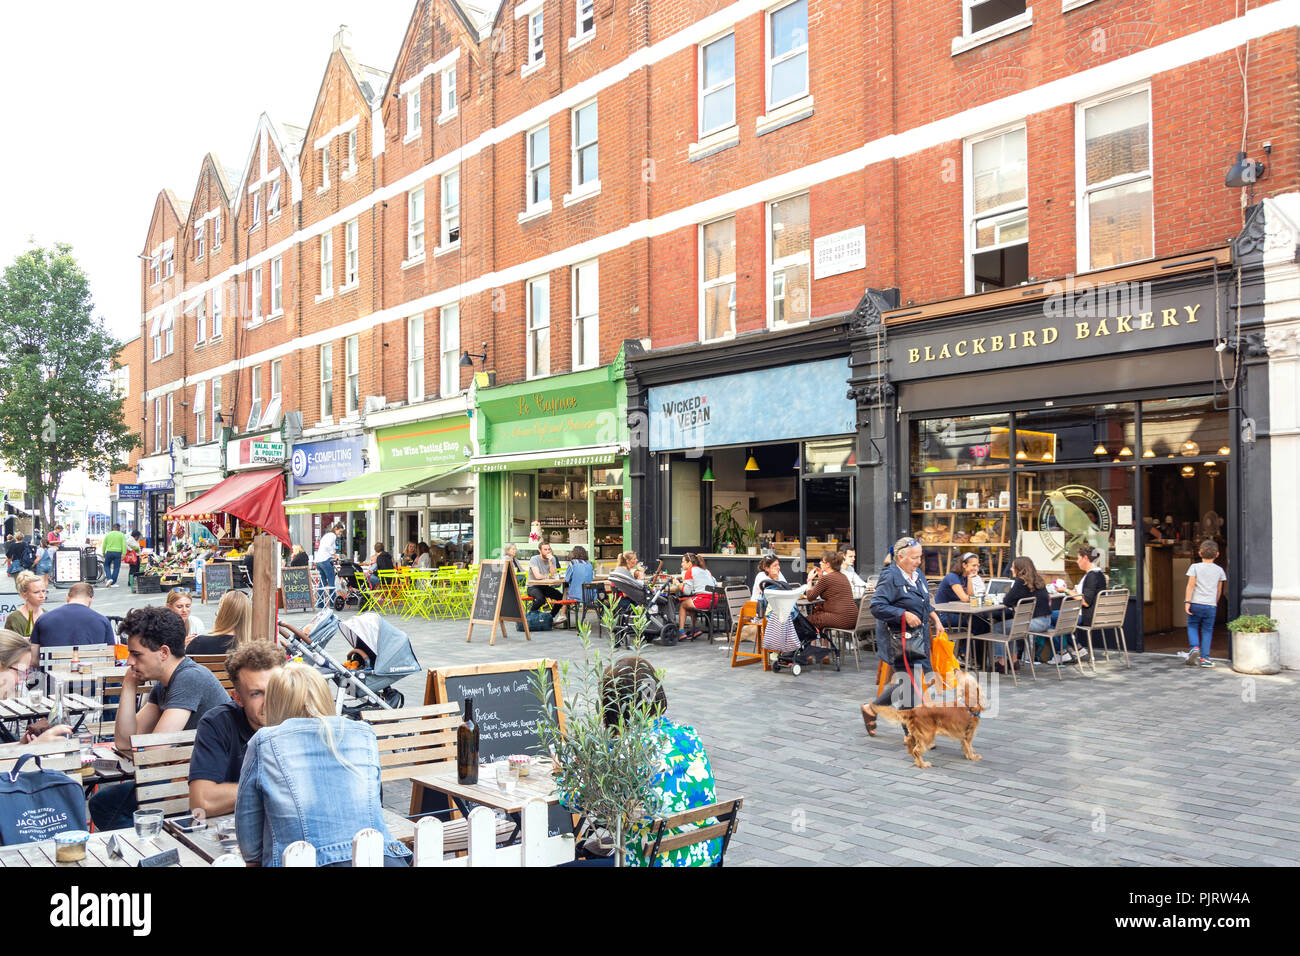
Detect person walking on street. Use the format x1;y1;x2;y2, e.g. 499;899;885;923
101;523;127;587
1185;539;1227;668
313;523;344;609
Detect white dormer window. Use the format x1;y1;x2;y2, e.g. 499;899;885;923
194;221;204;260
577;0;594;37
407;87;422;140
441;66;457;117
529;10;544;65
251;193;262;229
321;145;331;189
268;179;281;217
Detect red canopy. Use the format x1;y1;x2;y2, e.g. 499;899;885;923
166;468;290;547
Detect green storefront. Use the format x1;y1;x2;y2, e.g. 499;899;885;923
474;358;629;563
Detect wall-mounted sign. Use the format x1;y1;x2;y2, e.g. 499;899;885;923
227;433;284;470
478;374;625;457
116;484;143;501
813;226;866;280
1038;484;1112;563
291;436;366;484
647;358;855;452
187;443;223;470
141;480;173;492
377;416;471;471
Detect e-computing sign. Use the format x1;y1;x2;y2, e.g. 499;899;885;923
647;357;855;451
291;437;365;485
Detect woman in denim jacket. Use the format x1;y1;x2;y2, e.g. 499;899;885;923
236;663;411;867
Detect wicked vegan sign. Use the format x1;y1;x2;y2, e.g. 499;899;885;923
887;280;1222;381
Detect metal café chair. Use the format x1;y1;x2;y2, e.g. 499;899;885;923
1029;596;1086;680
958;597;1037;685
1078;588;1131;670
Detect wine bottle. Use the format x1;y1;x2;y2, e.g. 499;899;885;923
456;697;480;785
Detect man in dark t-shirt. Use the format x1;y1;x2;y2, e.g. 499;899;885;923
30;583;115;650
188;642;284;818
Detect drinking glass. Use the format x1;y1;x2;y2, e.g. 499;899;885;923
496;763;519;794
133;809;163;841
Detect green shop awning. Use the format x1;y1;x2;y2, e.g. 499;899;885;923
285;465;465;515
469;446;624;474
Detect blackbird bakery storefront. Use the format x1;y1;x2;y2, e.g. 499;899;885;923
871;249;1263;654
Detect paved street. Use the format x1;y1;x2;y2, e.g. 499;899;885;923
37;580;1300;867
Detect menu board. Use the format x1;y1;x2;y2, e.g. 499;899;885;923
54;549;82;584
467;560;528;645
280;566;313;612
202;562;234;604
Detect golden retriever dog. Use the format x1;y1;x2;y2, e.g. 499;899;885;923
866;671;988;768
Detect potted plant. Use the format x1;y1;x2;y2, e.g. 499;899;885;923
531;597;667;866
712;502;748;554
1227;613;1280;675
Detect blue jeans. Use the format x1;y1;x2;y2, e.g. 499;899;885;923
89;781;138;831
315;560;336;607
103;552;122;584
1187;603;1217;658
994;615;1052;658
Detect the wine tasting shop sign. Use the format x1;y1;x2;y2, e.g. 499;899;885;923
376;415;472;471
887;282;1222;382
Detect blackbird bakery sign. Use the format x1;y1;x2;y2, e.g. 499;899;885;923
887;283;1220;381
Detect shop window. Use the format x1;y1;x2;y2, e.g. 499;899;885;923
803;437;856;475
511;473;535;540
536;467;589;546
910;414;1010;473
968;126;1028;292
1139;397;1230;462
1012;403;1136;467
909;473;1011;574
590;466;624;558
1080;88;1152;270
1015;466;1137;593
669;459;703;550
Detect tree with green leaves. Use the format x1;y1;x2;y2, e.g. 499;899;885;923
0;242;137;530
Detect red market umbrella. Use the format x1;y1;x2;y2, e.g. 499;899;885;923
166;468;290;547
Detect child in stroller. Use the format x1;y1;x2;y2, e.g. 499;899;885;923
319;559;365;611
607;565;681;648
760;579;841;675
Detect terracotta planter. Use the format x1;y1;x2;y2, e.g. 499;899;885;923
1232;631;1281;675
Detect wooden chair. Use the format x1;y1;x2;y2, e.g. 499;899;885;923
130;729;197;817
1029;597;1086;680
729;600;766;668
360;704;514;853
189;655;236;696
642;797;743;867
1078;588;1131;669
956;597;1037;685
0;738;80;774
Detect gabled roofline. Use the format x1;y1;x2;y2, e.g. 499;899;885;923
231;112;305;217
302;30;392;173
379;1;486;118
141;189;185;257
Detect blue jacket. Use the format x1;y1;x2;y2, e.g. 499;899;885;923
235;717;411;867
869;564;936;665
564;559;595;602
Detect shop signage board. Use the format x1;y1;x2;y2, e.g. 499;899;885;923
117;484;143;501
477;372;626;457
647;357;855;452
467;559;529;645
887;283;1223;382
280;566;313;612
187;444;223;470
202;562;234;604
227;433;284;470
141;480;173;492
377;415;472;471
290;437;365;484
813;226;866;279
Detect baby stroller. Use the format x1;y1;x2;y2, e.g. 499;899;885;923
610;576;681;647
279;610;421;715
762;583;841;676
323;559;365;611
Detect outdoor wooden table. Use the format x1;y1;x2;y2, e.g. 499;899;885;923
164;810;416;863
410;760;560;842
932;600;1011;669
0;827;209;867
0;693;104;741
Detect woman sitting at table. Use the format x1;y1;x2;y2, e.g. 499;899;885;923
165;588;206;641
364;542;394;589
1047;545;1107;664
607;551;647;607
0;630;71;742
503;542;522;572
675;553;718;638
805;551;858;633
991;556;1052;673
564;545;595;604
235;662;411;867
416;542;433;569
751;555;787;608
5;570;47;640
186;589;253;655
935;552;989;636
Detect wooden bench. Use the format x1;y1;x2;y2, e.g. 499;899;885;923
189;655;236;695
361;704;515;853
0;738;81;774
130;729;197;817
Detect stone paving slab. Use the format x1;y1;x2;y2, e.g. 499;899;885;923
68;584;1300;865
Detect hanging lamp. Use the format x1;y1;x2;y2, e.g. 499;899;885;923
744;450;759;471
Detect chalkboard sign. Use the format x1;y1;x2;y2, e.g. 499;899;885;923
466;560;529;645
202;562;234;604
280;566;313;612
425;659;568;837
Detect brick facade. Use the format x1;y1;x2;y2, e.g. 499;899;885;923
128;1;1299;473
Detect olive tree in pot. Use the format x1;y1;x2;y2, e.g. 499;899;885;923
1227;614;1280;675
530;596;667;866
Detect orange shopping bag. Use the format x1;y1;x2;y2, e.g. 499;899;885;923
929;631;962;690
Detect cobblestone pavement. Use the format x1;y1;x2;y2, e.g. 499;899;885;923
67;582;1300;866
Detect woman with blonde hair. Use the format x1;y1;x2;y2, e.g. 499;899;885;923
185;590;252;655
0;630;71;742
235;663;411;867
5;571;48;638
165;588;206;641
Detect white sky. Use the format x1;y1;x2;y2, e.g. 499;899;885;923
0;1;417;345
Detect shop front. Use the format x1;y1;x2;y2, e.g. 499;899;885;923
878;250;1245;654
375;415;474;564
287;434;368;559
473;362;629;563
171;441;224;544
627;318;859;582
137;452;174;551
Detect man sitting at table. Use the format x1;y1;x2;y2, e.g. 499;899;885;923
188;641;284;818
527;542;564;622
88;606;229;831
30;582;114;652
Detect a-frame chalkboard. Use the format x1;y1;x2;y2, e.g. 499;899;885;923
467;559;530;645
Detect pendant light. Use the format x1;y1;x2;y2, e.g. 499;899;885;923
1181;440;1200;456
744;449;759;472
1093;443;1108;456
1181;465;1195;477
701;465;715;482
1118;446;1133;457
1142;449;1155;458
1218;446;1230;456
